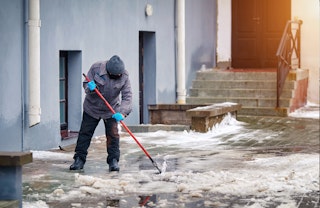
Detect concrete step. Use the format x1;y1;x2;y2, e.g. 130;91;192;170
196;70;277;81
191;80;295;90
238;107;289;117
186;69;309;117
189;88;293;98
186;97;291;108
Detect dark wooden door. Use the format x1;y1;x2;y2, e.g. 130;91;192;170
232;0;291;68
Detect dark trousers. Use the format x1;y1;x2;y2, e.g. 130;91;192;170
74;111;120;164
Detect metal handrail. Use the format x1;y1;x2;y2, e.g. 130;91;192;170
276;19;303;107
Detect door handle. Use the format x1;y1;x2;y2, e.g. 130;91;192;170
252;17;260;24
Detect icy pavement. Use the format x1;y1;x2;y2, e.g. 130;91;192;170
23;104;319;208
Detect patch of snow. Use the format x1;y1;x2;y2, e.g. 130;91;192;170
131;113;245;150
31;150;72;160
191;102;239;110
52;188;64;196
64;153;318;201
23;200;49;208
289;102;319;119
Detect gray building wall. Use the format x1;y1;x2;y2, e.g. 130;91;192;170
0;0;217;151
185;0;216;90
0;0;25;151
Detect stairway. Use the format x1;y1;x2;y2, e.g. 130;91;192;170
186;68;308;117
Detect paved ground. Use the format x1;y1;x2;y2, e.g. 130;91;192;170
22;107;319;208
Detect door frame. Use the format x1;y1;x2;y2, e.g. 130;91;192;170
139;31;156;124
59;50;82;139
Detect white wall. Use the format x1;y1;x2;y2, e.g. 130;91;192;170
216;0;231;67
292;0;320;104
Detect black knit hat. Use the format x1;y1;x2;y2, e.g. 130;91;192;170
106;55;125;74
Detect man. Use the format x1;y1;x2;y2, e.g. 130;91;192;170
70;55;132;172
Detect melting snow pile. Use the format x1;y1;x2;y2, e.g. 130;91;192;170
71;154;318;197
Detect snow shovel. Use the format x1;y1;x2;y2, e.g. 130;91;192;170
82;73;162;174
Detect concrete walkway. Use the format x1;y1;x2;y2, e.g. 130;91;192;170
22;106;319;208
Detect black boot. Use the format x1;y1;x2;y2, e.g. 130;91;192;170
109;158;119;172
70;157;85;170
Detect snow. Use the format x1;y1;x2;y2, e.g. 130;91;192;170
191;102;240;110
67;152;318;205
23;200;49;208
289;102;319;119
31;150;73;160
23;103;319;207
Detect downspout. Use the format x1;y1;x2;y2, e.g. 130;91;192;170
28;0;41;127
176;0;186;104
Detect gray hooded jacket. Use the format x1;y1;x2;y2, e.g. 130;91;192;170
83;60;132;120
